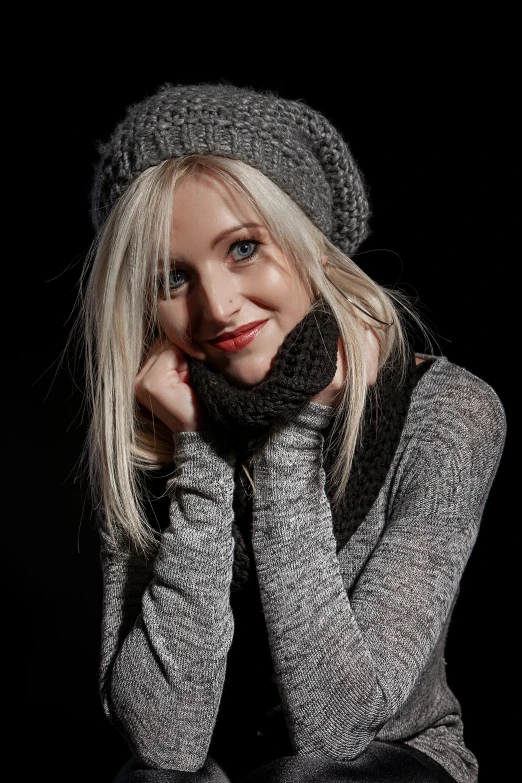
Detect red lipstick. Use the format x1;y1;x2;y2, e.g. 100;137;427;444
208;320;268;352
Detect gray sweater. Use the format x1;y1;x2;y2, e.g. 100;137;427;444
99;355;506;782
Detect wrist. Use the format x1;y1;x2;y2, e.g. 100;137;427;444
254;403;334;467
290;401;336;432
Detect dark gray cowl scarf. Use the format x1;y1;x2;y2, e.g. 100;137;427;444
187;305;340;453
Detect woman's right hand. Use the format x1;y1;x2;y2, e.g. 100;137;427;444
135;339;203;432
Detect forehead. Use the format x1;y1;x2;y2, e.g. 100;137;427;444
171;171;260;231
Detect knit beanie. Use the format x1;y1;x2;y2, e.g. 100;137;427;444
91;82;371;255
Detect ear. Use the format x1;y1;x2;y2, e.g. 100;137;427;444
320;255;328;269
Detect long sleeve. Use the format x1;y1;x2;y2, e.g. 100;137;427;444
99;432;236;771
251;371;506;760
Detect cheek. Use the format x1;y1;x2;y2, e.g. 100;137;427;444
157;303;195;354
282;278;314;324
254;263;312;316
157;301;180;336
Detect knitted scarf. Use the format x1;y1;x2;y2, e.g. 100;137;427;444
187;304;433;593
187;305;340;453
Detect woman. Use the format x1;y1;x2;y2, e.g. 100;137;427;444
83;83;505;783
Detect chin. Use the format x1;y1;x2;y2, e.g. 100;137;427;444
220;357;275;388
223;368;270;388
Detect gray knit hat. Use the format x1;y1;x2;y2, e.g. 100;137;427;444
91;82;371;255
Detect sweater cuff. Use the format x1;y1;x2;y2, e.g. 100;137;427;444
254;404;333;475
292;401;336;430
263;402;335;453
172;431;235;471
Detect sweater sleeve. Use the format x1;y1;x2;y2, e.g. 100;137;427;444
251;372;506;760
99;432;236;771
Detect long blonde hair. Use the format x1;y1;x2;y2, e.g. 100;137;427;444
79;154;428;554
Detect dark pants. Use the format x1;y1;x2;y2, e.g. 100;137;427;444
113;741;457;783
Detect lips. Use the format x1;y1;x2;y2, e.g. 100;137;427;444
207;320;268;352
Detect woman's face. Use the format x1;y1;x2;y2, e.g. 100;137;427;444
156;172;314;387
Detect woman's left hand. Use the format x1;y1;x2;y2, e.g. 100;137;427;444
310;336;347;407
310;327;379;407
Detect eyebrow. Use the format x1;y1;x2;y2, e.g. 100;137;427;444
210;222;265;250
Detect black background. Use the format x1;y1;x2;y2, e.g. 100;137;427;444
13;30;513;783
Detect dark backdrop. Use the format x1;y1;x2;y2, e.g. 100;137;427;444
14;39;511;783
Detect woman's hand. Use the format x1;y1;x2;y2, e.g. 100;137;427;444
310;327;379;407
310;336;347;407
135;339;203;432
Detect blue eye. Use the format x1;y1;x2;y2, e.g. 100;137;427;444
230;239;259;262
168;269;186;289
158;268;187;297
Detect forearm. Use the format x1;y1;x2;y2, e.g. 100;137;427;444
101;432;236;771
252;404;387;758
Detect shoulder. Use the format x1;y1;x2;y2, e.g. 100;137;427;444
409;355;506;453
389;356;506;516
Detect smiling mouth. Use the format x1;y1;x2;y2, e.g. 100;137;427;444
208;320;268;352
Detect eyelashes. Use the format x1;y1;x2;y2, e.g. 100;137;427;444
228;239;259;263
164;268;186;292
157;238;260;297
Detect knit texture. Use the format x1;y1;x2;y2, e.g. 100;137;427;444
90;83;370;255
207;352;433;780
323;353;434;551
230;356;430;595
187;304;339;452
98;357;506;783
186;307;425;594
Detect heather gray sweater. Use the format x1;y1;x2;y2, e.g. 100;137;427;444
99;355;506;783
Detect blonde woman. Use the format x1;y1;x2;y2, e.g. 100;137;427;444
83;83;505;783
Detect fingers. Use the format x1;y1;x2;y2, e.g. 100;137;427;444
135;339;188;411
136;338;184;383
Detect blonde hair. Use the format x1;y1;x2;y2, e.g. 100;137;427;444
79;154;429;554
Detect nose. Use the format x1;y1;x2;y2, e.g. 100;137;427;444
193;267;241;326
